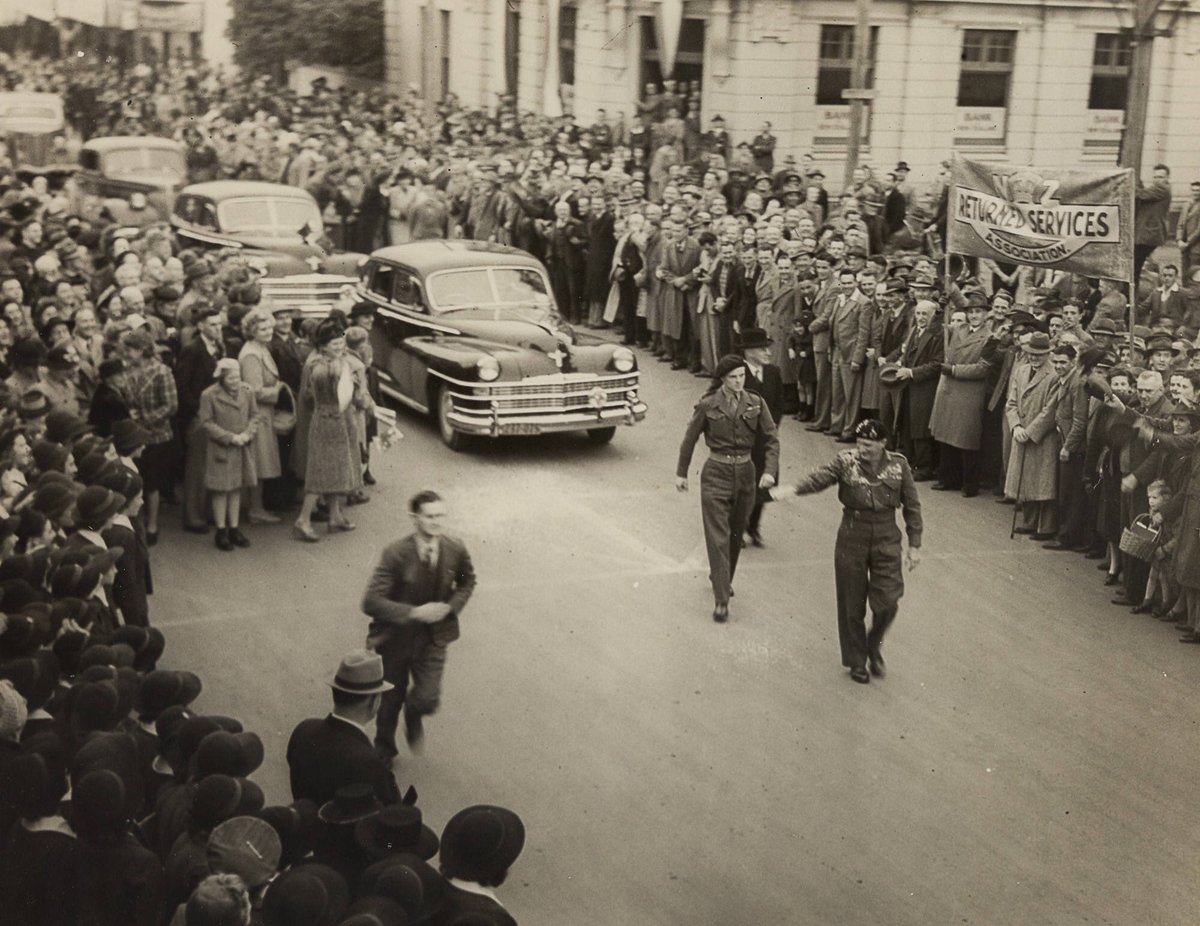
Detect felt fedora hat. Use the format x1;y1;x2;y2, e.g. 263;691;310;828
736;327;774;351
330;650;393;695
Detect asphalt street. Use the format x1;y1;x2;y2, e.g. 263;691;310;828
153;346;1200;926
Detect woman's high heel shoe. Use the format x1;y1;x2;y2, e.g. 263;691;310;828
293;520;320;543
328;519;356;533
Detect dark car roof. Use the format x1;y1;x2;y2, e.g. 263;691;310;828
181;181;315;201
368;240;540;274
81;136;182;152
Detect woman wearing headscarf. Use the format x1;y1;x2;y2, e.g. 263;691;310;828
292;318;363;542
676;355;779;623
198;358;258;551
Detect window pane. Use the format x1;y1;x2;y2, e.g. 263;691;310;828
816;67;851;106
957;71;1009;107
1089;74;1128;110
679;18;705;54
820;25;851;62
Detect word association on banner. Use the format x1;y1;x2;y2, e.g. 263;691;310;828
947;158;1134;281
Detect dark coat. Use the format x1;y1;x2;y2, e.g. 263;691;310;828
883;188;907;236
269;333;306;392
286;714;401;807
87;382;130;438
103;518;152;627
583;211;616;304
436;883;518;926
74;832;165;926
2;822;80;926
173;337;222;427
896;322;944;439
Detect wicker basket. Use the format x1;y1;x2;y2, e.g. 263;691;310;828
1118;514;1160;562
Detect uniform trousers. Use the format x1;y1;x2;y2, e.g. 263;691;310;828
376;632;449;754
700;457;756;605
830;357;862;437
811;351;832;429
183;418;209;529
834;509;904;671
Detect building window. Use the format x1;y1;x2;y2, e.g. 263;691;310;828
505;6;520;99
956;29;1015;108
1089;33;1131;110
815;24;877;107
639;17;706;96
440;10;451;100
559;5;577;89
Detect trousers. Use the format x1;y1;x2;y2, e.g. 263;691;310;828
834;509;905;671
700;458;756;605
375;634;449;754
830;357;862;437
1056;452;1086;544
812;351;832;429
183;417;209;529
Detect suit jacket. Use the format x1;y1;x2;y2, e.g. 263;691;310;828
745;364;783;423
286;714;401;806
897;322;945;438
1054;369;1089;454
808;279;839;353
174;336;222;426
828;292;866;364
1140;287;1186;325
1135;178;1172;247
361;534;477;653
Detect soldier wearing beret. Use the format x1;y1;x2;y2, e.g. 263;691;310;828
676;355;780;623
772;418;923;683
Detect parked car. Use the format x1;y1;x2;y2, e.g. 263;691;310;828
170;180;363;277
356;240;647;450
71;135;186;232
0;91;66;169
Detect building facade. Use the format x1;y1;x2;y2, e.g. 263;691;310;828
383;0;1200;187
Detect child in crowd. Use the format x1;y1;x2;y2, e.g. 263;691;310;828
1136;479;1176;616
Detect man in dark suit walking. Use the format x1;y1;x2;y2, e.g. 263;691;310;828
888;299;944;477
361;490;477;757
286;650;401;806
740;328;783;547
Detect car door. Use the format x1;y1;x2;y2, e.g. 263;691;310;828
73;147;104;220
389;266;432;401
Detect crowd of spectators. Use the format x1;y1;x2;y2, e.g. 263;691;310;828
2;40;1200;926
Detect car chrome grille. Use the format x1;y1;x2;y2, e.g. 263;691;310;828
260;273;357;315
483;375;638;397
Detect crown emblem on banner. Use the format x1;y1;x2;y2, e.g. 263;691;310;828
993;170;1059;206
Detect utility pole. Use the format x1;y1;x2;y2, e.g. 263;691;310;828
1120;0;1169;174
842;0;873;190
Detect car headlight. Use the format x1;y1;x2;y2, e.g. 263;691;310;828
612;346;635;373
129;192;147;210
476;356;500;382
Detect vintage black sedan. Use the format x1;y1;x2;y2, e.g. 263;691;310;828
71;135;186;230
170;181;364;277
357;241;647;450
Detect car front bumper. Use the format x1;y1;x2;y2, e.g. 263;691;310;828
447;401;648;437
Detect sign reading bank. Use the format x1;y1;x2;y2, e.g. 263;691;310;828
947;157;1135;282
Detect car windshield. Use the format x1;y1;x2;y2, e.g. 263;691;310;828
216;197;324;236
102;147;186;178
427;267;553;314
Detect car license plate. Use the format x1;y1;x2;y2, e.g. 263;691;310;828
503;423;541;435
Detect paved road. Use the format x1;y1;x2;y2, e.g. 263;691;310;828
154;348;1200;925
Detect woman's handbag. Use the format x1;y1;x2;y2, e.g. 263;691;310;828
1118;513;1160;562
272;383;297;435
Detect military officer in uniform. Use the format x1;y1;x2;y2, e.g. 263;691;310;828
677;354;780;623
772;418;922;683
